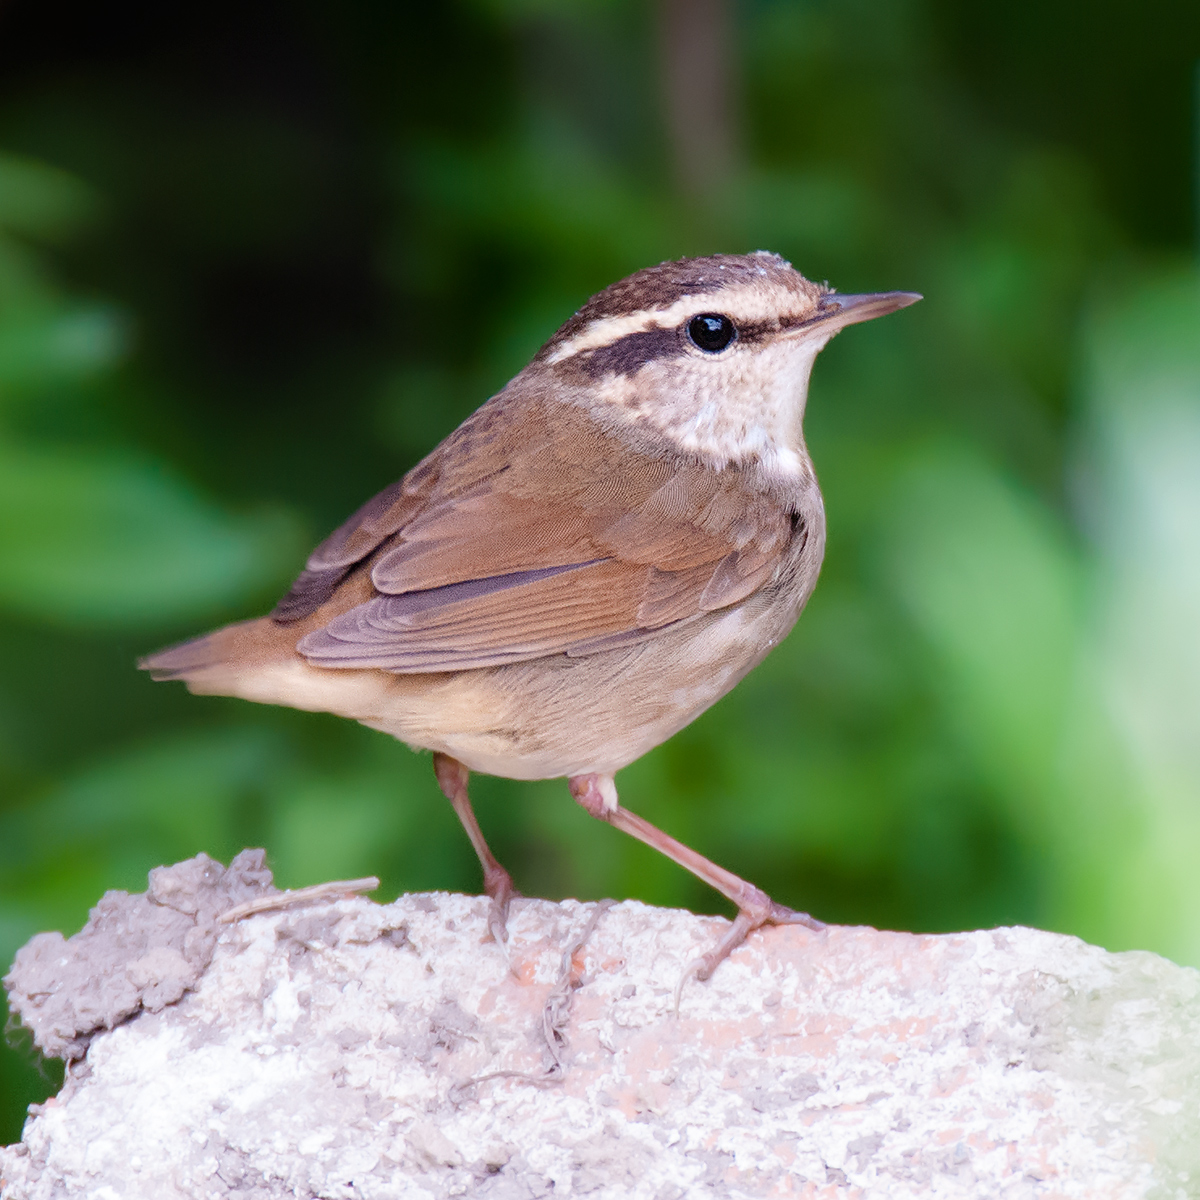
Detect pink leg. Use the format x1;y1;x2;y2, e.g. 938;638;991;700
569;773;823;988
433;753;518;946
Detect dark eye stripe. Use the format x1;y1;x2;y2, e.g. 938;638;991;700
564;311;797;380
574;326;682;379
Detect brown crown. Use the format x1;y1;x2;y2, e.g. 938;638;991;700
539;252;823;360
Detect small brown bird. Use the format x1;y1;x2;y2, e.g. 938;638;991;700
143;252;918;984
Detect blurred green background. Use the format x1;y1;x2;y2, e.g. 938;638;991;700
2;0;1199;1137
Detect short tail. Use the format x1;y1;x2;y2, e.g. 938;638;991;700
139;616;384;716
138;631;225;681
139;618;271;687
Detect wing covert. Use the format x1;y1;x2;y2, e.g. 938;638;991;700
278;395;801;669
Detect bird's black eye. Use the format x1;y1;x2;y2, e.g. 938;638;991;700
687;313;736;353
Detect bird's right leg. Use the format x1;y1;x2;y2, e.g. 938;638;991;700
569;772;823;1007
432;753;518;946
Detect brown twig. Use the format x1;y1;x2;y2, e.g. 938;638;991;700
217;877;380;923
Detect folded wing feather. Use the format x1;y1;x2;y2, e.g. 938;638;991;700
281;394;799;672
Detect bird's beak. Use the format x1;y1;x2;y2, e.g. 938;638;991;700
784;290;922;337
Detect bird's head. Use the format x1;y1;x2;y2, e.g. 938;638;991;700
530;251;919;476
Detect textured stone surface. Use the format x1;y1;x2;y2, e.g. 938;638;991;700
4;851;275;1059
3;857;1200;1199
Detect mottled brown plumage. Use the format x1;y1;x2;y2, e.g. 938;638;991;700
143;251;918;989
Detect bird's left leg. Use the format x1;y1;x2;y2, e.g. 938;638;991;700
569;773;823;991
433;753;518;946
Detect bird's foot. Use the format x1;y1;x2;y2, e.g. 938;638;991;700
482;864;520;949
674;893;824;1014
565;773;825;1011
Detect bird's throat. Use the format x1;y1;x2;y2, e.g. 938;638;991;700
592;336;824;478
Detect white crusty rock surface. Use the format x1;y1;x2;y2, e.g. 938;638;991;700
3;855;1200;1200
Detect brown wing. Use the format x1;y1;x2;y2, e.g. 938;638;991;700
282;395;801;672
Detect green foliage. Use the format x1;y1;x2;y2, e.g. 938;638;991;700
1;0;1198;1142
0;154;98;243
0;448;300;627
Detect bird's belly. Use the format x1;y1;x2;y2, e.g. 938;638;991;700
362;584;806;780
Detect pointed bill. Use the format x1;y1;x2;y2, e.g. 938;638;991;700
806;289;922;332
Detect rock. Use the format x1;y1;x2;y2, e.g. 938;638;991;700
2;853;1199;1198
3;850;275;1059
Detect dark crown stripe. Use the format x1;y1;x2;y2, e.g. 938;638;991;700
580;252;795;323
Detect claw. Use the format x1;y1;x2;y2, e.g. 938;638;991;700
674;902;825;1013
673;958;704;1016
482;864;519;968
767;901;825;932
